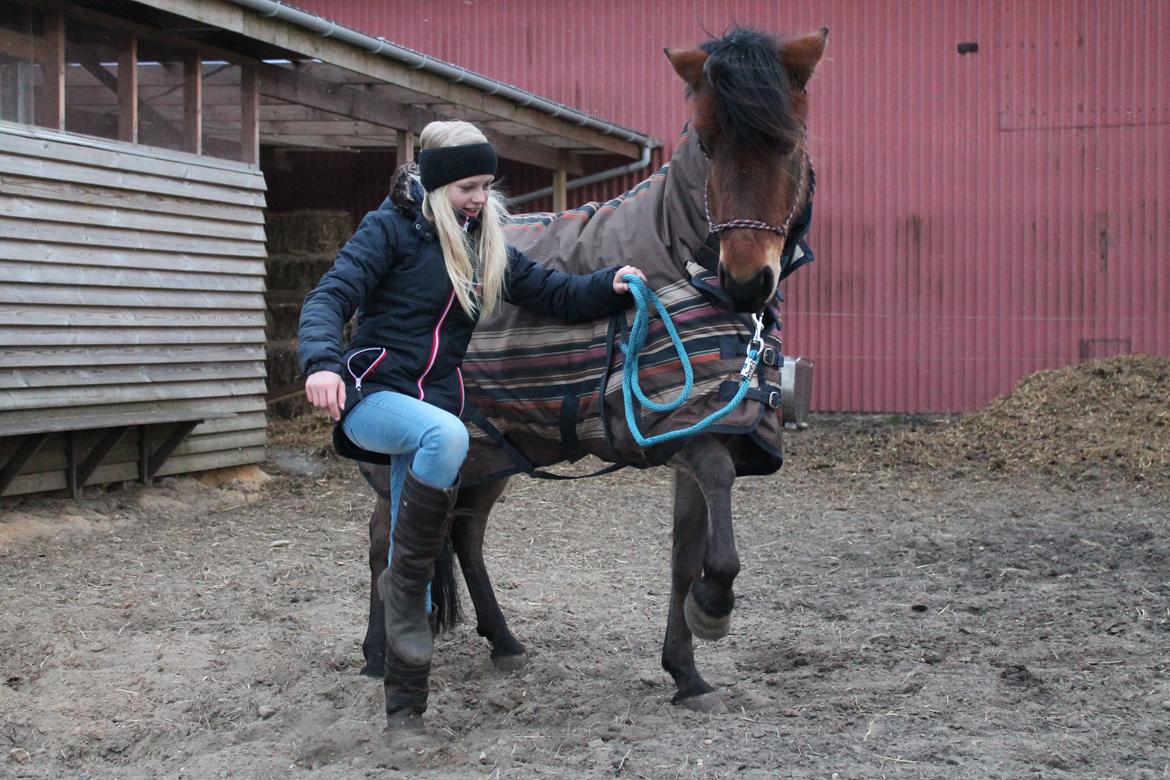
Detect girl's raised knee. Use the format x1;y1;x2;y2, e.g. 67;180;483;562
446;420;470;458
424;417;468;456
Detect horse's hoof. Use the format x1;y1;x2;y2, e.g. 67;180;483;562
360;659;385;678
491;653;528;673
384;709;430;749
684;590;731;640
677;691;729;714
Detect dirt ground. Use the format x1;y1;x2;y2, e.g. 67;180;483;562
2;358;1169;779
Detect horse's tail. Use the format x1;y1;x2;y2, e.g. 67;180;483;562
432;537;462;633
360;460;462;631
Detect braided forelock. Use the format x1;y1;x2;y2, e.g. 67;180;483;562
700;27;801;155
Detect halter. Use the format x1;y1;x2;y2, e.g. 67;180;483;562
703;146;811;239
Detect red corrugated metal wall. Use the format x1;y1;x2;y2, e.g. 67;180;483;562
291;0;1169;413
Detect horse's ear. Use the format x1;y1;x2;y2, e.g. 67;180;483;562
664;47;710;93
778;27;829;90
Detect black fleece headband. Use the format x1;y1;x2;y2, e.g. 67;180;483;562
418;142;498;191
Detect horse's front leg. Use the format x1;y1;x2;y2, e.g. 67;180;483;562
663;435;738;713
360;493;393;677
450;478;528;671
681;440;739;643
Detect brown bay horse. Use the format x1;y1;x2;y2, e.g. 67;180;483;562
358;25;827;717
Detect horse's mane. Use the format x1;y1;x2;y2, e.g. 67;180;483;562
699;27;802;155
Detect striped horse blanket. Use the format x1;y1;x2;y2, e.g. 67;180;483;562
459;130;800;484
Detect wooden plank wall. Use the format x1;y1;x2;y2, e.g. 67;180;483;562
0;120;268;497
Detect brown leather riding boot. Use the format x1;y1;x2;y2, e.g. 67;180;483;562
378;469;458;669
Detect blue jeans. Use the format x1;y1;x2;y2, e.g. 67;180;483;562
342;391;468;608
341;390;468;488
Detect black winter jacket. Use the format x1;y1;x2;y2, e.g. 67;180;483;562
297;179;626;419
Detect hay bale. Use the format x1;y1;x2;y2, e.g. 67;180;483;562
265;300;304;342
266;254;337;293
263;211;358;420
266;339;310;419
265;210;353;256
266;339;301;390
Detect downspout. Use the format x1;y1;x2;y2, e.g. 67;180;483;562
508;144;655;207
225;0;654;146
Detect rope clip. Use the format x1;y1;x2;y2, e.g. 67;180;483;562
740;313;765;379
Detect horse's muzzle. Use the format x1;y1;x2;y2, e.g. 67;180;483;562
718;265;775;312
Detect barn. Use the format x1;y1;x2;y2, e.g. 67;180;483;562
288;0;1170;414
0;0;656;498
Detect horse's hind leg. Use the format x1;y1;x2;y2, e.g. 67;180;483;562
663;436;738;713
360;494;393;677
450;478;527;671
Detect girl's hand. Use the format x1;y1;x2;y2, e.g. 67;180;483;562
305;370;346;421
612;265;647;294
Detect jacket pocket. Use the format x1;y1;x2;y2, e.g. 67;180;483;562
343;347;389;396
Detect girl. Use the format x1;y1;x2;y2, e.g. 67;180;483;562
297;120;643;729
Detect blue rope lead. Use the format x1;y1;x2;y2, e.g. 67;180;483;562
620;274;763;447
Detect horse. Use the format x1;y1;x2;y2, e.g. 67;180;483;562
355;25;828;719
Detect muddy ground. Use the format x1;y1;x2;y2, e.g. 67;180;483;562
2;365;1169;778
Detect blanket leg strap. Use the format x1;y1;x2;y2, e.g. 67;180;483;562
464;404;537;475
464;403;625;482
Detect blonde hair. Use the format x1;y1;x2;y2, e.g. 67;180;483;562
419;120;509;319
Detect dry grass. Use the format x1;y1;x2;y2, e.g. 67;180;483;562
876;355;1170;481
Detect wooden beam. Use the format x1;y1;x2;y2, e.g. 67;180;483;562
145;420;201;481
0;27;48;64
552;169;568;213
65;430;79;499
64;83;240;113
138;424;150;484
118;35;138;143
73;52;123;94
75;48;184;149
183;51;202;154
73;427;131;499
396;129;415;167
261;65;424;132
257;103;330;121
0;434;47;497
40;9;66;130
240;64;259;165
258;134;378;151
1;410;232;438
261;118;393;137
260;65;583;173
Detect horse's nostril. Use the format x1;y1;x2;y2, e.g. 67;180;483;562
758;266;775;300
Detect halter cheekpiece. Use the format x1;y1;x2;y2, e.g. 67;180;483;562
704;147;811;239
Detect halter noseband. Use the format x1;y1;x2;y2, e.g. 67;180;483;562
703;146;811;239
